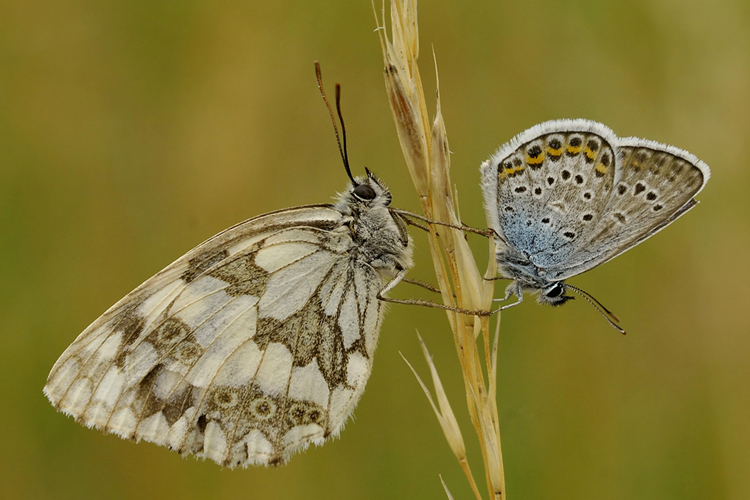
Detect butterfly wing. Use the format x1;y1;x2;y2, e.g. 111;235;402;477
544;136;710;280
481;120;619;274
45;205;387;467
482;120;710;283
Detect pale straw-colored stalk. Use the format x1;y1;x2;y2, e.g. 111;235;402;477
374;1;506;498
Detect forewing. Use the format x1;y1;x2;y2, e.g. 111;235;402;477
481;120;618;270
547;138;710;280
45;205;386;467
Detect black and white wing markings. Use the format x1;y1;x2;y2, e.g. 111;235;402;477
548;139;710;280
45;196;399;467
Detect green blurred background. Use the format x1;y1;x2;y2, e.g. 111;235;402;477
2;0;749;498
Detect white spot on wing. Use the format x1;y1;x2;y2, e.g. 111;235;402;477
137;411;169;445
339;292;360;349
172;276;227;313
213;340;263;388
80;332;108;356
322;265;348;316
353;267;368;318
187;305;258;388
254;342;293;397
319;262;347;315
282;424;324;449
288;359;329;407
167;413;190;449
364;279;382;355
243;429;274;464
92;366;125;409
125;341;158;383
63;378;92;415
108;407;137;437
204;421;228;464
345;352;370;388
193;294;258;347
255;242;319;273
329;387;357;431
96;332;122;361
177;288;233;329
152;368;183;400
263;229;322;246
258;250;337;321
137;281;184;322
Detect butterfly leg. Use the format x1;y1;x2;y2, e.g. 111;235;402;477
490;281;523;312
377;270;492;316
391;209;496;237
402;277;456;297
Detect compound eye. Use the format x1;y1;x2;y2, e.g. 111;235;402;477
545;283;564;298
353;184;376;201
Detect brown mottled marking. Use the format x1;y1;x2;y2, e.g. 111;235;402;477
255;295;352;389
114;307;147;350
135;365;166;420
210;255;268;297
286;400;327;427
182;249;230;283
155;318;191;344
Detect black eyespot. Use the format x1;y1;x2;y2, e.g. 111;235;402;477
353;184;376;201
545;284;564;298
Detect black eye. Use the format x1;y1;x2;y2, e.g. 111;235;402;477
353;184;376;201
545;284;564;298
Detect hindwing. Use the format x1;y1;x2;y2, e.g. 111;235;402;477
481;120;617;272
45;205;386;467
547;139;709;279
481;119;710;281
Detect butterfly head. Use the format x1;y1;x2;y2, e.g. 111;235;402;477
337;169;393;211
537;282;574;307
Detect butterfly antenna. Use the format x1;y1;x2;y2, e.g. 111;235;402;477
314;61;355;185
334;83;351;177
563;283;626;335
